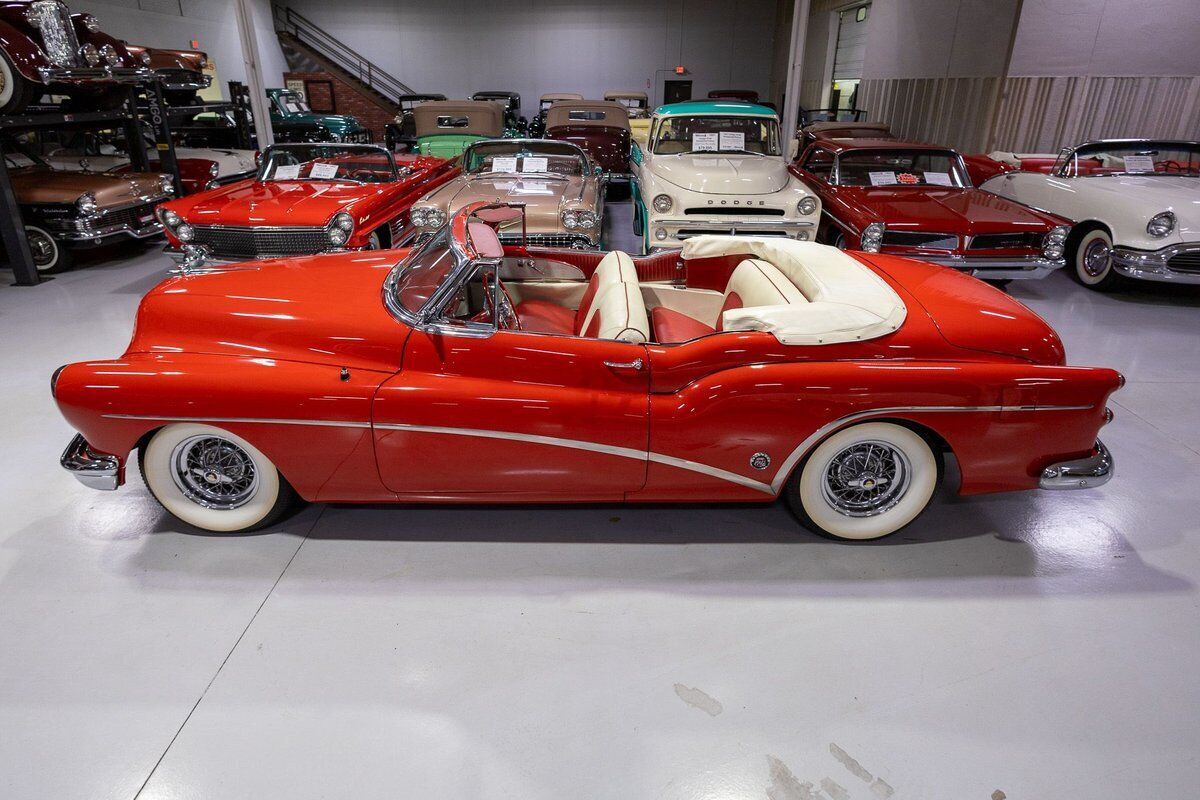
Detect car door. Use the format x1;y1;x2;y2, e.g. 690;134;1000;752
372;306;650;501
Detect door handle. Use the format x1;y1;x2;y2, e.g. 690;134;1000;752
603;357;644;371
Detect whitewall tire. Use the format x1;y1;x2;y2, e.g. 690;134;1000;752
0;48;36;114
25;225;72;274
1072;228;1122;291
786;422;939;540
140;424;296;533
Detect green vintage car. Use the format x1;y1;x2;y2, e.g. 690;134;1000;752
412;100;504;159
266;88;370;143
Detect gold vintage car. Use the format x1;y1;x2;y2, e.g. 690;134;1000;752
409;139;605;249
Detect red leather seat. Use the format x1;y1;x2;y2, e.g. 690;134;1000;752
517;299;576;335
515;250;635;335
651;307;714;343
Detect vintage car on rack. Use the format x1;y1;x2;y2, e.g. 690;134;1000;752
471;91;526;136
978;139;1200;290
543;99;631;184
267;88;370;143
53;202;1120;540
411;100;504;158
155;142;459;267
631;100;821;254
123;43;210;105
528;92;583;138
791;137;1072;282
0;0;151;114
408;139;604;249
3;138;172;273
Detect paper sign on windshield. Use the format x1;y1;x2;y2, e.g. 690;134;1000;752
310;162;339;180
924;172;953;186
868;171;897;186
521;157;548;173
491;156;518;173
1122;155;1155;172
692;133;719;151
274;164;300;180
718;131;745;151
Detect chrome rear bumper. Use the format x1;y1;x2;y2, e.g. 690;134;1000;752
1039;440;1113;490
61;434;119;491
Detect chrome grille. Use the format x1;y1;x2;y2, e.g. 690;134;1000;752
498;233;592;249
30;1;81;68
684;207;785;216
190;225;330;259
86;200;162;230
969;232;1042;250
1166;248;1200;274
882;231;958;250
676;228;790;239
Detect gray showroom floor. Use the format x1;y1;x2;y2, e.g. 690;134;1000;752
2;201;1199;800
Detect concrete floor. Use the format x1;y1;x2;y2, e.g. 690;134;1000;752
2;204;1199;800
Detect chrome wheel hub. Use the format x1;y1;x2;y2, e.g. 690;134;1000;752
821;440;911;517
170;435;259;510
1082;239;1111;277
26;230;55;268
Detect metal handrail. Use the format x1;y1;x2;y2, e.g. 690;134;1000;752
272;3;415;100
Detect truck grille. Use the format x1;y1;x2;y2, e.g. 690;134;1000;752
969;232;1042;250
882;231;958;250
1166;248;1200;274
684;207;785;216
190;225;330;259
30;1;81;68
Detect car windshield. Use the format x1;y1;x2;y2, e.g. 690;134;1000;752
277;93;310;114
390;228;462;317
612;97;646;110
465;142;585;176
258;144;398;183
835;149;968;187
1057;141;1200;177
652;115;781;156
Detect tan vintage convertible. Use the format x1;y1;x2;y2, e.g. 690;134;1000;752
409;139;605;249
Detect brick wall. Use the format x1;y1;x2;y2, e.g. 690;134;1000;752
284;71;397;143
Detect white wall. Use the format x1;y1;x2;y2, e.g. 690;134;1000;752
69;0;290;99
280;0;781;110
861;0;1018;79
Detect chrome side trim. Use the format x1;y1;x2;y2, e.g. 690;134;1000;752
61;434;119;491
103;414;371;429
1039;440;1113;489
1111;243;1200;285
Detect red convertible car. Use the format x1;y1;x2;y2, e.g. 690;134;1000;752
791;138;1073;281
156;142;459;268
54;203;1118;540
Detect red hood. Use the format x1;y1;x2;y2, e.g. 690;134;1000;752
860;253;1065;365
127;251;412;371
165;179;389;227
835;186;1063;234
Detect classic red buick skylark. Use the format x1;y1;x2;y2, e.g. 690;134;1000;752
54;203;1119;540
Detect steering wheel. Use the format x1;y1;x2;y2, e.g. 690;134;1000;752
481;271;522;331
1156;160;1185;173
350;169;379;182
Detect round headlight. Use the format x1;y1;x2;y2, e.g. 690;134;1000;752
100;44;119;65
652;194;673;213
159;175;175;195
1147;211;1175;238
162;209;181;227
427;208;446;228
1046;224;1069;244
75;192;97;215
198;55;209;69
560;209;578;230
797;196;818;216
333;212;354;232
80;44;100;67
81;14;101;32
576;210;597;229
327;226;348;246
860;222;885;252
175;223;194;242
139;50;152;66
654;227;668;241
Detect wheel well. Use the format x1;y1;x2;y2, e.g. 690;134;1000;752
372;225;392;248
1065;220;1111;256
784;416;953;489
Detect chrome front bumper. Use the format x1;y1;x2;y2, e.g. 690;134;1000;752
50;220;163;244
38;66;153;84
648;217;815;248
913;254;1062;280
61;434;120;491
1112;243;1200;284
1039;440;1114;490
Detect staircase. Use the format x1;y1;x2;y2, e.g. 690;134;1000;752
272;3;415;114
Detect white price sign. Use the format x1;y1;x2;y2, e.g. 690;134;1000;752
1122;155;1155;172
274;164;300;180
309;162;339;179
521;156;548;173
692;133;718;152
868;171;897;186
491;156;518;173
924;171;953;186
718;131;745;151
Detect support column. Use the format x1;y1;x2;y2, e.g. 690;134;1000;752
234;0;275;148
782;0;813;135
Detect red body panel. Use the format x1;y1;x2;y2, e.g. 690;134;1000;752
0;6;137;84
53;234;1121;507
158;154;460;248
545;125;631;175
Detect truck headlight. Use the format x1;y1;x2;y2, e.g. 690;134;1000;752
652;194;672;213
860;222;885;253
797;196;818;216
1042;225;1069;259
1147;211;1175;238
75;192;97;215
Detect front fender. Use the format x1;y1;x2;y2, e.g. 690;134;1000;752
0;20;54;81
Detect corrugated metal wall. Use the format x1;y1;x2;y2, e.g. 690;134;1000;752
857;77;1001;152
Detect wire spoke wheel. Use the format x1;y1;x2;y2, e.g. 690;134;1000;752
820;440;911;517
170;435;260;510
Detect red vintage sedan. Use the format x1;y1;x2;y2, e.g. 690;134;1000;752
792;138;1073;281
54;203;1119;541
156;143;459;268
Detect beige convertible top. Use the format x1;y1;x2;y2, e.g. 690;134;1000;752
540;92;584;103
604;91;648;103
545;100;631;130
413;101;504;138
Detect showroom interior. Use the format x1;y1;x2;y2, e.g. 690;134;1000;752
1;0;1198;797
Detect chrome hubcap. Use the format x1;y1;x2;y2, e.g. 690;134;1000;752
821;440;911;517
26;229;56;268
170;435;259;510
1081;238;1111;278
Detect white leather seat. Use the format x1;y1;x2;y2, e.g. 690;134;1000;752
585;281;651;343
516;249;637;337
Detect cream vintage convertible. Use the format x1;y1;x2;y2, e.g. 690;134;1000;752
981;139;1200;290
